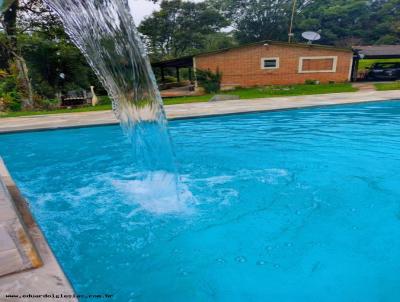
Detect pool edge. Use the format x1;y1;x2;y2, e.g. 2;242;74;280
0;92;399;134
0;158;77;301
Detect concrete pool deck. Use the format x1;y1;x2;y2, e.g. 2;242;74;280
0;90;399;133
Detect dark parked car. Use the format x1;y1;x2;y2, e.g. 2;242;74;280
366;62;400;80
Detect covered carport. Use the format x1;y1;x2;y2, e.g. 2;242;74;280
351;45;400;81
151;56;194;84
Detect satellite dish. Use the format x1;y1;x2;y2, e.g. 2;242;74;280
302;31;321;44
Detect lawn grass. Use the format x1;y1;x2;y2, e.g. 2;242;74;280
0;83;357;118
163;94;211;105
358;59;400;71
223;83;357;98
374;81;400;91
164;83;357;103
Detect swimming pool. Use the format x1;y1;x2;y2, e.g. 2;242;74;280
1;100;400;301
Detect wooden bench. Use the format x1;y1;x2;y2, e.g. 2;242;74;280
61;90;92;107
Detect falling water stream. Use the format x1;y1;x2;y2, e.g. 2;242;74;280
42;0;186;211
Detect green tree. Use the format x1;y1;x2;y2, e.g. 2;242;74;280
17;0;62;36
203;32;237;51
296;0;399;45
209;0;306;43
138;0;228;60
368;0;400;44
1;0;104;110
209;0;399;46
0;0;62;108
296;0;373;46
19;33;100;98
0;0;34;108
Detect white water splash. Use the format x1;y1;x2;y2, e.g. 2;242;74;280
113;172;196;215
43;0;186;208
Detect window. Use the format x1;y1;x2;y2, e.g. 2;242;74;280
298;56;338;73
261;57;279;69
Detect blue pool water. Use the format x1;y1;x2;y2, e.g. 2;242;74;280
1;101;400;301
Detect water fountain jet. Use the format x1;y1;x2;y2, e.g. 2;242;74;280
46;0;184;210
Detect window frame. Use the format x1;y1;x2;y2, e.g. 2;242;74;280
261;57;280;70
298;56;338;73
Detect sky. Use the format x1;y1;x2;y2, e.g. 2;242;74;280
128;0;160;25
128;0;204;25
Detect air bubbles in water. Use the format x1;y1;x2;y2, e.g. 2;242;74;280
235;256;247;263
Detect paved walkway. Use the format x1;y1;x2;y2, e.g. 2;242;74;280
0;90;399;133
352;82;377;91
160;85;201;97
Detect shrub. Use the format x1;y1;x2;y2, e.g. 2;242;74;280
305;79;320;85
1;92;22;111
34;98;60;110
0;69;22;111
98;95;112;105
196;68;222;93
32;80;56;99
163;76;178;83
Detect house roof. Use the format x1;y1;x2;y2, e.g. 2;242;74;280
151;55;194;68
194;40;352;58
353;45;400;59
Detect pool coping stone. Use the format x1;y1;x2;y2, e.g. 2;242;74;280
0;158;77;302
0;90;399;134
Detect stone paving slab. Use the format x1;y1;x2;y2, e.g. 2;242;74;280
0;90;399;134
0;175;41;277
0;159;76;302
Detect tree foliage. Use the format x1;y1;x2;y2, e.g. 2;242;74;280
368;0;400;44
208;0;304;43
296;0;400;46
0;0;103;111
19;33;101;98
138;0;228;60
17;0;61;34
293;0;371;46
207;0;400;46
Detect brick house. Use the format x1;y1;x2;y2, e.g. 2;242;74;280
153;40;354;89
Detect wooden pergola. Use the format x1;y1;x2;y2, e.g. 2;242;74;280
151;56;194;83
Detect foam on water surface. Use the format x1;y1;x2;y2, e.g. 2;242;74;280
113;171;195;215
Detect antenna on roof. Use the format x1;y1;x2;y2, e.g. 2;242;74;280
288;0;297;43
301;31;321;44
